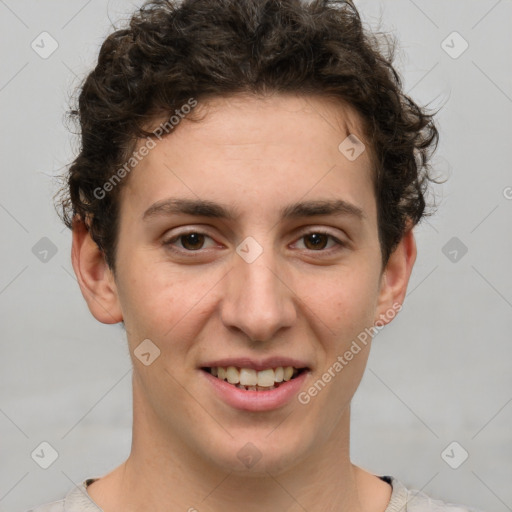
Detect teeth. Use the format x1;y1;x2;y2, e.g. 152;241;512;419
209;365;301;388
226;366;239;384
239;368;258;386
283;366;294;381
236;384;277;391
257;368;275;387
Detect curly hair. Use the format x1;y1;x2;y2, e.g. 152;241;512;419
55;0;440;273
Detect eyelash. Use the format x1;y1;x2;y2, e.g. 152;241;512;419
162;229;346;256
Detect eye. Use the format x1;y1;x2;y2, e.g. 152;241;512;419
163;231;217;252
294;230;346;252
162;229;346;255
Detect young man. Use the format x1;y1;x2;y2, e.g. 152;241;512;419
31;0;483;510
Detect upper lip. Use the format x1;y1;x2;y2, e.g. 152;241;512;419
200;357;310;372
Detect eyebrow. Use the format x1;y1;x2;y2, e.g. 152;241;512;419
142;197;365;222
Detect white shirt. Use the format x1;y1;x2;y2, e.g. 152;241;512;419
27;475;485;511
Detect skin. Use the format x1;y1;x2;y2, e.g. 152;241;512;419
72;93;416;512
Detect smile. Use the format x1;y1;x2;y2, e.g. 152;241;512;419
202;366;307;391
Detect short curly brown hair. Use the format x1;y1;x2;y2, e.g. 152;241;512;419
55;0;440;273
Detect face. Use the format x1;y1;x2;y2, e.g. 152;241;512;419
76;93;414;475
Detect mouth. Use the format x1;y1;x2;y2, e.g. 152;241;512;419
201;366;308;391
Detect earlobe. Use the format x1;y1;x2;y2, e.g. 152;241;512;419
374;225;417;326
71;216;123;324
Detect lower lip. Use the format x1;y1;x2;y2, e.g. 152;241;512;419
201;369;309;412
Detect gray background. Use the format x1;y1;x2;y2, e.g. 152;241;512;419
1;1;511;511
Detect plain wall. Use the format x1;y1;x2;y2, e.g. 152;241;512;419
0;1;511;510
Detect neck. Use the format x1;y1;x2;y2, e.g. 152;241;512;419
87;381;383;512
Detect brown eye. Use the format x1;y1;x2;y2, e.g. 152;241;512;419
303;233;330;250
296;231;344;252
179;233;205;251
163;231;215;252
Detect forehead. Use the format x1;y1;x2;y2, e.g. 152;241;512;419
189;92;366;138
120;93;375;224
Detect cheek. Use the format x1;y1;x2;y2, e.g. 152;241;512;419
116;259;191;337
302;266;380;340
117;255;228;354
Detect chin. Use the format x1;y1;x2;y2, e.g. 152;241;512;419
202;428;315;476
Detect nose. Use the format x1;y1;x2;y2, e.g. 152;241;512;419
220;243;297;343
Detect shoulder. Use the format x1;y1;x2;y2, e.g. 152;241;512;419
25;500;65;512
387;476;486;512
26;477;103;512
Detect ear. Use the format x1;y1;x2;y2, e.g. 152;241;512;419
71;216;123;324
374;223;417;326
